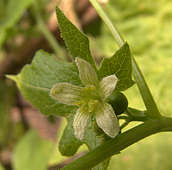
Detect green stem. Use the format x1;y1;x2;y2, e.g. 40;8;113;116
61;116;172;170
120;121;130;130
126;108;148;121
33;4;64;59
90;0;124;47
89;0;124;47
132;58;161;117
89;0;161;118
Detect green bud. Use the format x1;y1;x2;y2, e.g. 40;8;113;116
109;92;128;115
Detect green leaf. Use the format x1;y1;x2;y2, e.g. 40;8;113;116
8;50;81;116
56;6;96;68
0;0;34;47
59;114;82;156
13;130;54;170
98;43;134;91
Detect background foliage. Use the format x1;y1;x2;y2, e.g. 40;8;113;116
0;0;172;169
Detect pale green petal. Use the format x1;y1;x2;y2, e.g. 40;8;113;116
96;103;120;138
100;74;118;99
73;108;89;140
50;83;83;105
75;57;99;86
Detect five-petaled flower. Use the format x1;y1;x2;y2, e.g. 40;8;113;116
50;57;120;140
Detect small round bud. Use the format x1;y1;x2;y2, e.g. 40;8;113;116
109;92;128;115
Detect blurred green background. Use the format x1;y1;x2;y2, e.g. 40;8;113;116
0;0;172;170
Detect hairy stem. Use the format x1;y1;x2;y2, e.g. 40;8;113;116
62;116;172;170
89;0;161;118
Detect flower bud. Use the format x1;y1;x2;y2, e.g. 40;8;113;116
109;92;128;115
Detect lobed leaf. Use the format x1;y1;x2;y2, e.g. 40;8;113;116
56;6;96;68
8;50;81;116
59;114;82;156
98;43;134;91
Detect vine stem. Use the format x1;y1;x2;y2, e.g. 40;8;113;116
61;116;172;170
89;0;161;118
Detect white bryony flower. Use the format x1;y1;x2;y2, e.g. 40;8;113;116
50;57;120;140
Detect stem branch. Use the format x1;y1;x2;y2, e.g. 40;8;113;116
62;116;172;170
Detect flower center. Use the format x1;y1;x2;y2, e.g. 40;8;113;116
75;85;102;114
88;99;99;113
81;85;101;100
